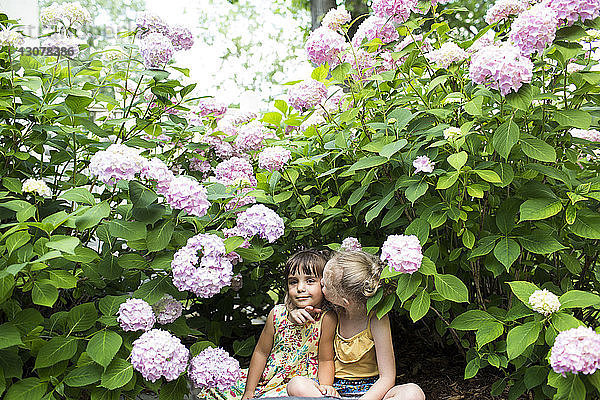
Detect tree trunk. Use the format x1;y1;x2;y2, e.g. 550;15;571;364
310;0;337;30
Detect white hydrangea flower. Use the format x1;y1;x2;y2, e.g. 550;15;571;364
22;178;52;197
0;28;24;47
529;289;561;316
443;126;462;141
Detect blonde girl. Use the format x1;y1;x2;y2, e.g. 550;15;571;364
287;250;425;400
213;249;337;399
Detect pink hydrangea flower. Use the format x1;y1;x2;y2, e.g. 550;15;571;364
117;298;156;332
305;27;348;67
140;157;175;193
193;99;228;119
341;237;362;251
550;326;600;376
235;204;285;243
200;133;236;159
153;294;183;324
43;35;81;56
510;4;559;56
131;329;189;382
469;43;533;95
544;0;600;25
468;31;497;54
485;0;529;24
140;32;174;69
190;158;211;174
381;234;423;274
425;42;469;69
288;80;328;112
89;144;146;185
162;176;210;217
344;49;378;80
352;16;400;48
189;347;241;390
570;128;600;141
136;13;170;36
234;120;276;152
321;7;352;31
214;157;257;187
371;0;419;23
167;25;194;51
171;233;233;298
413;155;435;173
258;146;292;172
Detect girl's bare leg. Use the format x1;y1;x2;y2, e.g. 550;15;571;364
383;383;425;400
287;376;323;397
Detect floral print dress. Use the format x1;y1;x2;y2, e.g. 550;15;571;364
203;304;324;399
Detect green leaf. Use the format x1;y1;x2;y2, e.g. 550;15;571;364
405;181;428;203
146;221;174;252
410;288;430;322
347;156;388;172
290;218;314;228
405;218;430;245
224;236;246;254
506;84;533;111
45;235;80;255
473;170;502;184
159;376;189;400
554;109;591;129
569;211;600;239
0;324;23;349
65;94;92;113
134;275;176;304
67;303;98;332
524;366;547;390
233;336;256;357
75;201;110;230
520;136;557;163
434;274;468;303
395;274;422;302
508;281;540;306
519;198;562;222
59;188;95;205
100;358;133;390
91;387;120;400
551;312;584;331
469;236;499;259
48;270;78;289
6;231;30;256
559;290;600;309
555;374;586;400
493;120;519;159
87;330;122;368
506;321;542;360
35;337;78;369
64;363;103;387
108;220;147;241
99;295;129;316
464;358;480;379
419;256;436;275
31;281;58;307
476;321;504;348
493;238;520;269
450;310;497;330
379;139;407;158
376;294;395;319
436;172;459;189
4;378;47;400
447;151;468;170
518;231;566;254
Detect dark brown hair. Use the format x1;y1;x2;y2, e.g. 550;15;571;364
284;249;329;279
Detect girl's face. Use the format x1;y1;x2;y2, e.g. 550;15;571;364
321;261;344;306
287;271;324;309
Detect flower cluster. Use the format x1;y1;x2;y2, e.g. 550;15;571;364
162;176;210;217
189;347;241;390
235;121;275;152
469;43;533;95
139;32;175;69
167;25;195;51
305;27;348;67
140;157;175;192
571;128;600;141
528;289;561;316
101;45;126;62
413;156;435;173
545;0;600;25
136;13;170;36
288;80;328;112
371;0;419;23
153;294;183;324
117;298;156;332
214;157;257;187
352;16;400;48
550;326;600;376
171;233;233;298
131;329;189;382
468;31;496;54
22;178;51;197
193;99;228;118
200;133;236;159
381;234;423;274
41;2;91;28
321;7;352;31
235;204;285;243
43;35;82;56
344;49;378;80
341;237;362;251
425;42;469;69
0;28;24;47
89;144;147;185
443;126;463;141
509;4;558;56
258;146;292;172
485;0;529;24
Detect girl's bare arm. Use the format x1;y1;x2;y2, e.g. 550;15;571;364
359;314;396;400
242;309;275;400
317;311;338;386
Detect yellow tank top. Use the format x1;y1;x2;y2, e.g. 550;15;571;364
333;315;379;379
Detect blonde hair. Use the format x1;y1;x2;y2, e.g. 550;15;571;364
327;250;383;302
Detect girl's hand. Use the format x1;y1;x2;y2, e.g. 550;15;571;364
318;384;340;397
288;305;322;325
241;392;253;400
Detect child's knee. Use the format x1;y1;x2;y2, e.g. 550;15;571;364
287;376;309;394
401;383;425;400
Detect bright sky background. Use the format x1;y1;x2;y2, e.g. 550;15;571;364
143;0;313;111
